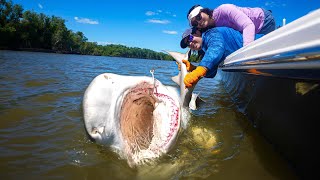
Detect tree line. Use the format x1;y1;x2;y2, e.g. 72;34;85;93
0;0;201;62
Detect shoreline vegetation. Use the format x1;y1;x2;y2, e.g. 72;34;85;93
0;0;199;62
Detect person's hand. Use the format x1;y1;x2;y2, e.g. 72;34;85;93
176;59;196;72
176;61;181;71
184;66;207;88
182;60;196;72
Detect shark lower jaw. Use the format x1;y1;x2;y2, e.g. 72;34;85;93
120;81;180;166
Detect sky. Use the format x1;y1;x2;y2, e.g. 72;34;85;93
12;0;320;53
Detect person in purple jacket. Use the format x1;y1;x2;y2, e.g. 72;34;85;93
187;4;276;46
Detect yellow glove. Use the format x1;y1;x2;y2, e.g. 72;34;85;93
184;66;207;88
182;60;196;72
176;60;196;72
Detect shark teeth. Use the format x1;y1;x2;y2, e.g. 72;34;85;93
122;81;180;167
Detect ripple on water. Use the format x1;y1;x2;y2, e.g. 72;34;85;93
24;78;58;88
0;108;37;129
31;91;82;103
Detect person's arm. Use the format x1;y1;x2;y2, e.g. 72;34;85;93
184;29;226;88
198;29;225;78
220;4;255;46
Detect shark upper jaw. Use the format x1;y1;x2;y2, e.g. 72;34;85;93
83;73;181;166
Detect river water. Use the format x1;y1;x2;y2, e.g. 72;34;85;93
0;50;298;179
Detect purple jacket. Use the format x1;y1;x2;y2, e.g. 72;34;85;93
212;4;265;46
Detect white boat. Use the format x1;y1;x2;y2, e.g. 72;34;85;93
220;8;320;179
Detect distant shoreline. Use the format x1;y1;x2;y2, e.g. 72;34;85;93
0;47;84;55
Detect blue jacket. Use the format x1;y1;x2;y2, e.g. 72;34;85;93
199;27;243;78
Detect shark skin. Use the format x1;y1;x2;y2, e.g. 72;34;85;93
83;50;198;167
165;50;204;111
166;49;196;108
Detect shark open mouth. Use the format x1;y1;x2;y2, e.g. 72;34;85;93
120;81;180;166
83;64;195;167
83;50;199;168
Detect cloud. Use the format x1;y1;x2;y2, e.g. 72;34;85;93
38;3;43;9
97;41;112;45
265;1;286;7
147;19;170;24
146;10;176;18
162;30;177;35
74;17;99;25
145;11;156;16
165;11;177;17
97;41;125;46
265;1;275;7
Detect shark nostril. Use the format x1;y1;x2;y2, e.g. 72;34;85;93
91;127;98;134
91;127;104;135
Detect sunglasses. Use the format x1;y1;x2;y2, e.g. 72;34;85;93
191;13;202;27
186;34;194;46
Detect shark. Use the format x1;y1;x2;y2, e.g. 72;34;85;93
82;49;202;167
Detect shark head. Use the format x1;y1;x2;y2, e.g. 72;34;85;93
83;50;199;167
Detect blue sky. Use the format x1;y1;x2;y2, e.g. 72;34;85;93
12;0;319;53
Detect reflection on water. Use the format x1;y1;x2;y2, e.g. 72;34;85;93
0;50;297;179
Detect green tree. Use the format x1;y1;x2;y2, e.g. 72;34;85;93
50;16;69;51
0;0;23;47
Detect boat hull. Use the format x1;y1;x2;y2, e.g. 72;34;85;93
220;69;318;178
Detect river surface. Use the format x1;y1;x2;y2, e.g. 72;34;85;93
0;50;298;179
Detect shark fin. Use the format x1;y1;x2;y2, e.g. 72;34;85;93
165;49;190;86
189;93;198;110
189;93;206;110
171;72;182;86
163;49;190;64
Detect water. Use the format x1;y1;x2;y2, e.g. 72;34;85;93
0;50;297;179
